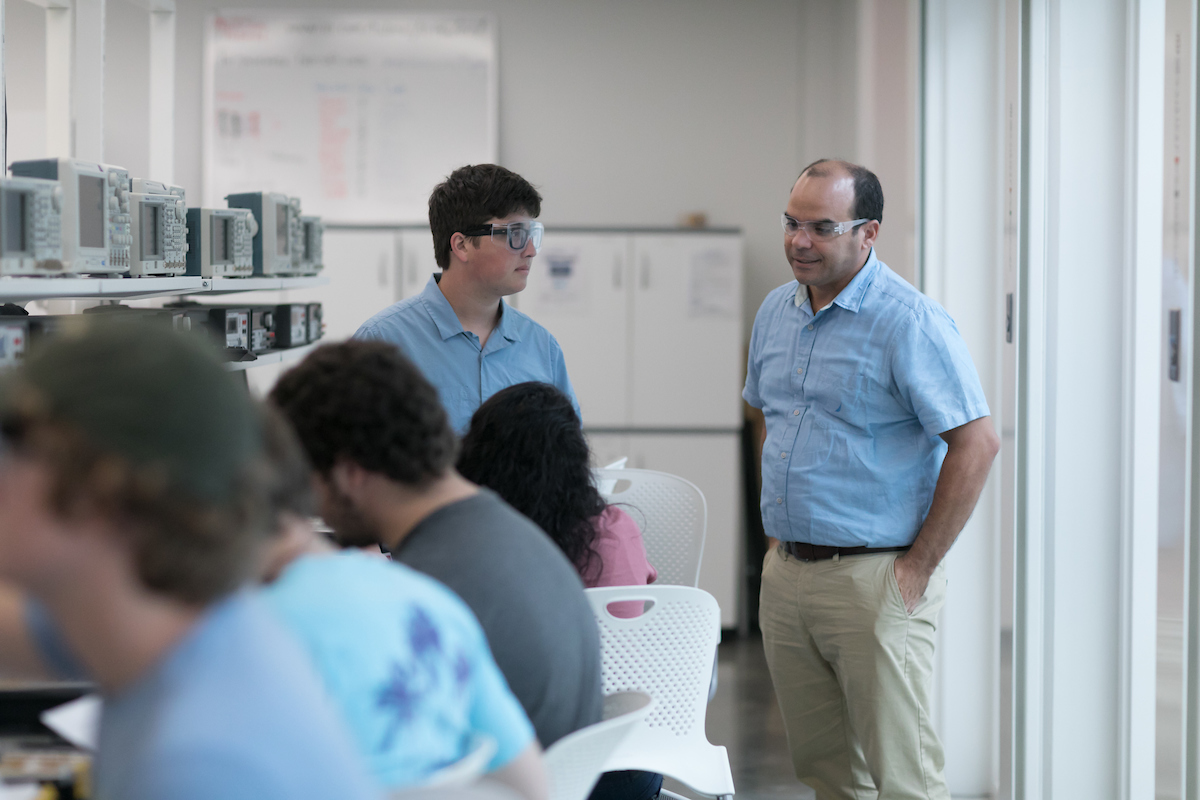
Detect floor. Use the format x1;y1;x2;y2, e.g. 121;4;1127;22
669;631;1013;800
665;632;815;800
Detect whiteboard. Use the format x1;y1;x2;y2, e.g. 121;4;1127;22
203;11;497;223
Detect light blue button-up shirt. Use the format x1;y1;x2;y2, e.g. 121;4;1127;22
743;251;989;548
355;274;578;435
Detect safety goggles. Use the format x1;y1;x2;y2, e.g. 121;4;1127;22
781;214;869;241
460;221;545;254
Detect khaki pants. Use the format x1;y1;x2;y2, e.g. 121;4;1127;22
759;546;948;800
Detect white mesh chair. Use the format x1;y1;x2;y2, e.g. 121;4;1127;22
586;586;734;800
592;468;707;587
544;691;653;800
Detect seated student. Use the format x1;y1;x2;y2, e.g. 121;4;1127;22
458;383;659;800
0;320;378;800
354;164;577;434
269;340;603;748
457;382;656;603
255;407;548;799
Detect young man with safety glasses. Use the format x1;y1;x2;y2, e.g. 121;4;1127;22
355;164;577;434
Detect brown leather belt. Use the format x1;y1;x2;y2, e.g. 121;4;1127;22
782;541;910;562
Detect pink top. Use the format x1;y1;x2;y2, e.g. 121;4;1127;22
585;506;657;618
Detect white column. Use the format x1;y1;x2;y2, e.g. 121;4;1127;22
921;2;1005;797
72;0;103;161
1013;1;1163;799
148;7;174;181
128;0;175;181
38;0;74;158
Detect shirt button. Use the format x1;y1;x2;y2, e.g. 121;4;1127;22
793;409;800;416
780;451;787;458
776;497;783;504
807;324;814;331
796;367;803;374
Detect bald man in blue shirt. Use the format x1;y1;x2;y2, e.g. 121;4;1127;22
745;160;1000;800
356;165;577;434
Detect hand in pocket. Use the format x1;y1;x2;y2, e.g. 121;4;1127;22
893;554;931;614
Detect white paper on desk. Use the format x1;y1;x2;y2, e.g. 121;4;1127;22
41;693;102;751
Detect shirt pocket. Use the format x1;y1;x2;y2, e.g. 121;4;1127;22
814;368;866;418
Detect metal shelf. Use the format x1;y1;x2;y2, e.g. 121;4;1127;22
203;275;328;294
0;275;329;302
223;341;321;371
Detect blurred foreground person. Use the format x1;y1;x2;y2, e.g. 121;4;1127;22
256;408;548;799
458;382;658;800
0;321;378;800
270;340;602;748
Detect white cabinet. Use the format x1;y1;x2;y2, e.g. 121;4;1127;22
587;431;742;629
396;227;437;300
629;234;743;428
519;233;631;427
522;229;743;430
321;229;401;341
318;226;747;627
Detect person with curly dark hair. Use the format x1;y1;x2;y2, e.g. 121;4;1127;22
458;382;656;598
458;383;660;800
354;164;577;434
270;339;602;750
254;407;548;799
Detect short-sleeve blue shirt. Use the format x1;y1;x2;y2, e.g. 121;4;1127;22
355;274;578;434
743;251;990;548
26;592;380;800
261;552;536;788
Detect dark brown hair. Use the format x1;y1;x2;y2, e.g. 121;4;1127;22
429;164;542;269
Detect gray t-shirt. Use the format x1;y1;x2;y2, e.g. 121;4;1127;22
391;489;603;746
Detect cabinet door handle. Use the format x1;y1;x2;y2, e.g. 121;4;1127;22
613;255;622;289
640;255;650;289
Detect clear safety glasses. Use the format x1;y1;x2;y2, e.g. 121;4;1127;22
460;221;545;254
780;214;869;241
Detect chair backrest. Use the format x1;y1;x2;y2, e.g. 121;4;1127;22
420;733;497;788
585;586;733;797
543;691;652;800
592;468;706;586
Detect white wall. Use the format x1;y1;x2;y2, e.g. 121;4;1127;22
3;0;919;341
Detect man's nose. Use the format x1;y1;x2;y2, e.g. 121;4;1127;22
789;228;814;248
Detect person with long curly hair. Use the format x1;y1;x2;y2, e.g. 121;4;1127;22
457;382;656;601
458;381;661;800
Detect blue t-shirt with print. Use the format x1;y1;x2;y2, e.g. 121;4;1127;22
261;552;535;788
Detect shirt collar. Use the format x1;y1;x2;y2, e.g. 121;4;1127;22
420;273;465;341
494;300;522;344
420;273;522;345
792;249;880;315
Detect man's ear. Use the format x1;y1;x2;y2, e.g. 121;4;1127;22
860;220;880;251
448;232;473;266
328;460;366;498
